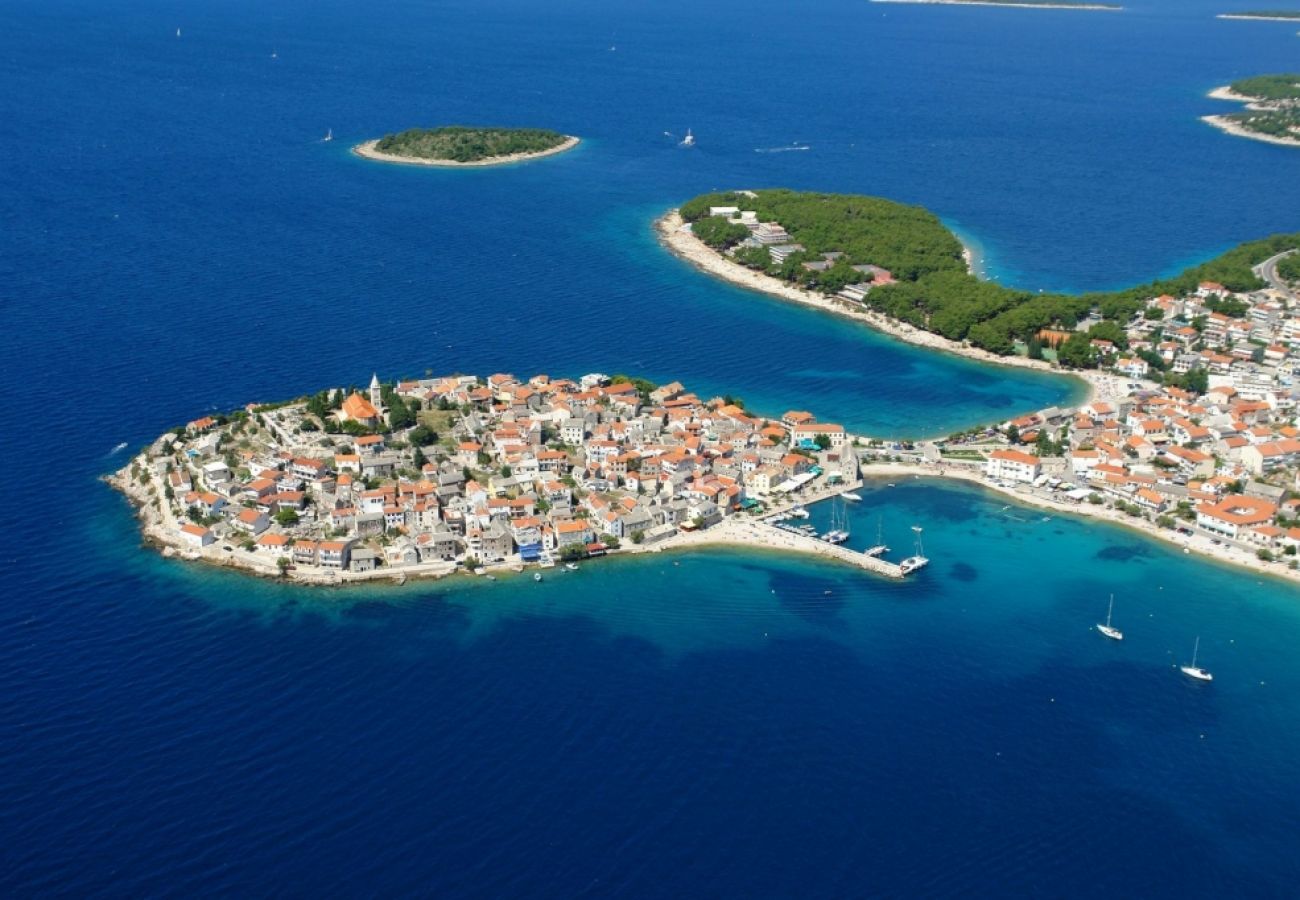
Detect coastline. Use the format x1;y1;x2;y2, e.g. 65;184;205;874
1201;114;1300;149
110;449;1300;590
653;209;1106;412
1204;84;1300;148
352;136;580;168
859;461;1300;586
867;0;1122;9
1206;85;1261;103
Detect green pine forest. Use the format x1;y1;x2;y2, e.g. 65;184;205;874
373;126;569;162
679;189;1300;367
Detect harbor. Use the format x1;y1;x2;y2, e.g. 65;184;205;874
754;487;929;579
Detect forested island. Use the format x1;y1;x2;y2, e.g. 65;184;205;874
1205;75;1300;147
869;0;1122;9
1217;10;1300;19
354;127;579;167
673;189;1300;373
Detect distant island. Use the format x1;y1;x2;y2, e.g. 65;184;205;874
868;0;1122;9
662;189;1300;368
1204;75;1300;148
353;126;579;168
1216;10;1300;19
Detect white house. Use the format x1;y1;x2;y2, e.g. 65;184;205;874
985;449;1042;484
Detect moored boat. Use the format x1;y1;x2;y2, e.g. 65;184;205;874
1097;594;1123;641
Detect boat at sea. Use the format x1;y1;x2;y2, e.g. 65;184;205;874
1180;637;1213;681
323;128;333;142
1097;594;1123;641
788;505;810;519
565;563;579;571
679;128;695;147
897;526;929;575
840;491;862;502
533;572;543;583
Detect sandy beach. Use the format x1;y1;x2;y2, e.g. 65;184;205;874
352;136;580;168
1201;115;1300;149
654;210;1123;414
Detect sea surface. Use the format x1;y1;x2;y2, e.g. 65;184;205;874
2;0;1299;895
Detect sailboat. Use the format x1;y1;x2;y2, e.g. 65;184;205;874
1180;637;1213;681
679;128;695;148
822;496;850;545
322;128;333;143
898;526;929;575
175;27;181;37
865;516;889;557
1097;594;1123;641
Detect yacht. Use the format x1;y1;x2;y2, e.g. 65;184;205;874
897;526;929;575
565;563;579;571
679;128;695;147
1180;637;1213;681
1097;594;1123;641
840;491;862;502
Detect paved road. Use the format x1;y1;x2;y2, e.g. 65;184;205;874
1254;248;1297;301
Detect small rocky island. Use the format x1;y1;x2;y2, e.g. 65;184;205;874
1205;75;1300;148
354;126;579;167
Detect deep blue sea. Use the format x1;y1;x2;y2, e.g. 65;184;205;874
2;0;1300;895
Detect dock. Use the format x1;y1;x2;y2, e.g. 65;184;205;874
739;518;912;578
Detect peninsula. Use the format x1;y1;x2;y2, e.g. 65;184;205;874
353;126;579;167
1204;74;1300;148
868;0;1122;9
111;344;1300;588
660;189;1300;373
110;372;913;584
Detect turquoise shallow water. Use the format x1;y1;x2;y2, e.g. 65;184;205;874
3;0;1300;894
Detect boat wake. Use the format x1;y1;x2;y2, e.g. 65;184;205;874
109;441;128;455
755;145;811;153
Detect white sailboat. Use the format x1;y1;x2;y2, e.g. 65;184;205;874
1097;594;1123;641
1180;637;1213;681
323;128;333;142
865;516;889;557
898;526;929;575
822;496;850;544
679;128;695;148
